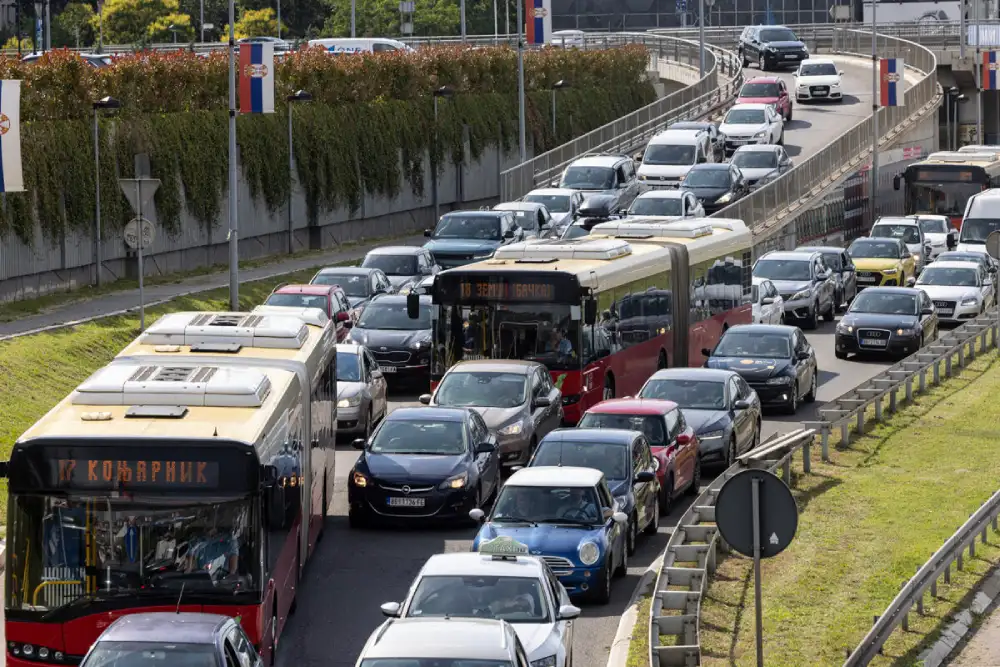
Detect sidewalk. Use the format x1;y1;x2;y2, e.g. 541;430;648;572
949;600;1000;666
0;234;425;339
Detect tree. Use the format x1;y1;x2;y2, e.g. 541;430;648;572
3;36;33;51
147;12;195;41
57;2;96;47
221;7;287;40
91;0;194;45
321;0;459;37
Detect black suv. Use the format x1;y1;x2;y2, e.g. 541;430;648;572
738;25;808;71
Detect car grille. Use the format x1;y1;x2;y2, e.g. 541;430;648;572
810;86;830;96
934;300;956;314
856;270;881;286
542;556;575;573
378;482;435;493
372;350;411;363
857;328;891;348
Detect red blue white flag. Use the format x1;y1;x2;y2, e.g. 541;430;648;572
239;42;275;114
525;0;552;45
0;80;23;192
878;58;904;107
983;51;999;91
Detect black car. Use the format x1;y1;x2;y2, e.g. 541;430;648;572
738;25;809;71
795;245;858;311
703;324;818;414
638;368;763;468
681;163;749;214
835;287;939;359
348;294;433;381
361;246;440;291
310;266;394;315
550;194;622;239
347;406;502;527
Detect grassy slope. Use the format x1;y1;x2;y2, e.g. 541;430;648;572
700;351;1000;667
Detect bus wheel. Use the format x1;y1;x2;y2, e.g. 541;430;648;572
603;375;614;401
657;350;668;370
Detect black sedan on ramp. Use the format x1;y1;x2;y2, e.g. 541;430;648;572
834;287;939;359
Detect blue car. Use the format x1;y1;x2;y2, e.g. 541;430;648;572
423;210;524;268
470;466;628;604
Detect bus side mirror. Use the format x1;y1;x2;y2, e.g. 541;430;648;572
0;461;8;479
892;174;901;191
261;464;278;489
584;299;597;325
406;292;420;319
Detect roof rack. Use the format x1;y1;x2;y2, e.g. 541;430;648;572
72;363;273;408
140;312;311;349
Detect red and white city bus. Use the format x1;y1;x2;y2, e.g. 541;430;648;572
0;308;337;666
416;218;752;423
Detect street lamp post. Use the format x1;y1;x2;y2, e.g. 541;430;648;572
33;1;41;53
516;0;526;161
351;0;356;37
868;1;878;228
286;90;313;255
227;0;239;310
946;87;969;150
432;85;455;224
551;80;570;137
169;23;179;44
92;96;121;288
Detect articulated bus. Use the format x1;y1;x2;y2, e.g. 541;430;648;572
895;150;1000;230
414;218;752;423
1;307;337;666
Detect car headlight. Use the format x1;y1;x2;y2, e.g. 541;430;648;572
754;130;767;138
440;472;468;490
895;327;918;336
352;470;369;487
962;297;979;306
531;657;557;667
765;45;776;51
498;420;524;436
883;268;898;275
338;395;362;408
837;323;854;334
639;174;648;180
715;193;733;204
578;541;600;565
767;375;793;385
700;429;725;440
410;339;430;350
798;85;809;92
913;253;924;262
790;289;812;301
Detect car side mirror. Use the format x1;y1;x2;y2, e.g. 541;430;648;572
796;350;810;360
557;604;582;620
734;399;751;410
612;511;628;524
406;292;420;319
675;433;692;446
533;396;552;408
697;155;707;163
424;229;433;237
991;265;998;273
948;236;958;249
761;296;775;305
476;442;497;455
838;70;844;75
634;471;656;484
469;508;486;523
504;229;515;239
418;393;432;405
352;438;366;450
892;175;901;191
380;602;401;617
701;347;712;357
336;311;351;322
922;307;935;315
846;265;856;273
260;464;278;489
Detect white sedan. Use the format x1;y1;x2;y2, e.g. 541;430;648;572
912;214;957;260
751;277;785;324
380;548;580;667
626;189;705;219
793;59;844;102
719;104;784;156
915;261;995;323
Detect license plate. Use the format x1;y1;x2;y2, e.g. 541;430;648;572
859;277;877;283
861;338;888;347
938;309;954;316
785;54;798;59
387;497;425;507
379;365;397;373
813;91;828;96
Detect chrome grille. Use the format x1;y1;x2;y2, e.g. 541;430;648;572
378;483;434;493
810;86;829;96
371;350;411;363
857;328;891;348
934;300;956;311
542;556;575;572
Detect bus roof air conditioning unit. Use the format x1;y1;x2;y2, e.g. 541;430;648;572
71;363;273;408
704;218;749;233
494;238;632;261
141;312;309;349
589;220;714;239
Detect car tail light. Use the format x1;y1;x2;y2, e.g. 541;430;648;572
676;433;692;445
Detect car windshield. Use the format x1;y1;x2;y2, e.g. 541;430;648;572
432;215;502;241
369;419;466;455
524;193;571;213
497;207;540;230
561;224;589;239
629;197;682;216
732;151;778;169
683;170;730;187
939;253;984;266
406;575;548;622
265;292;329;312
960;218;1000;243
916;267;979;287
531;440;629;482
559;166;615;190
362;254;418;276
337;351;361;382
753;259;812;281
81;641;218;667
849;292;918;315
820;253;842;270
577;414;667;447
799;63;837;76
760;28;798;42
362;661;512;667
639;378;726;410
312;272;369;297
643;144;696;166
872;224;921;245
725;109;765;125
492;484;604;524
713;331;791;358
740;82;780;97
849;239;901;259
918;218;949;234
435;371;527;408
357;301;431;330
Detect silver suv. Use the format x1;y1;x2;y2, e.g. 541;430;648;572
752;250;837;329
557;153;640;212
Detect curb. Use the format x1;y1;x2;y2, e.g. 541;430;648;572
606;553;664;667
917;568;1000;666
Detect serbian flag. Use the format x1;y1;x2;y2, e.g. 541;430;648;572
525;0;552;45
238;42;275;114
983;51;1000;91
878;58;904;107
0;80;23;192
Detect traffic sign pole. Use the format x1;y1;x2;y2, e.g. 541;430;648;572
118;177;160;332
752;476;764;667
136;181;146;331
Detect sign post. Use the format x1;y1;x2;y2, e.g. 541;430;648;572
715;468;800;667
119;178;160;331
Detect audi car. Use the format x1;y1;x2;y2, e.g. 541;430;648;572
835;287;938;359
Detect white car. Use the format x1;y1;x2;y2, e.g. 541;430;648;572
911;214;957;260
793;59;844;102
355;617;528;667
751;277;785;324
380;548;580;667
719;104;784;156
729;144;794;189
915;261;995;323
495;201;555;239
626;190;705;219
522;188;586;229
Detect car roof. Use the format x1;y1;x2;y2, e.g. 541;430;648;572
690;163;730;171
369;293;431;305
526;187;577;196
851;236;904;246
733;144;780;153
495;201;544;211
857;286;922;296
316;266;377;275
568;155;624;168
924;261;981;270
873;217;920;226
669;121;712;130
385;406;470;422
725;324;796;336
759;250;817;261
542;428;638;446
795;246;843;254
273;284;334;295
446;360;537;375
367;246;423;256
649;129;703;144
506;466;605;487
443;209;505;218
743;76;782;84
801;58;836;65
939;251;987;261
729;103;770;111
635;189;685;200
365;618;515;660
647;368;736;382
417;552;546;578
585;398;678;415
99;612;229;643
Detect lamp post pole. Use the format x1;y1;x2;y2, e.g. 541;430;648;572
869;0;879;227
551;80;570;137
227;0;239;310
516;0;526;161
92;96;121;288
286;90;312;255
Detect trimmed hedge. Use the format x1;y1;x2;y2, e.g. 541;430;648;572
0;46;657;244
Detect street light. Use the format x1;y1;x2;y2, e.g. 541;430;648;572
946;87;969;151
516;1;526;161
551;80;570;137
286;90;313;255
92;96;121;287
168;23;179;44
432;85;456;223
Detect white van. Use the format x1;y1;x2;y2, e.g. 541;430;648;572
959;188;1000;255
307;38;415;54
636;129;712;189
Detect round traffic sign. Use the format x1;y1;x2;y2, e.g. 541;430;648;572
986;231;1000;261
124;217;156;250
715;468;798;559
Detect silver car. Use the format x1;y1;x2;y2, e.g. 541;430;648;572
419;360;564;466
336;343;389;438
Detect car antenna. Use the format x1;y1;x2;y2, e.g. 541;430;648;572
176;583;186;613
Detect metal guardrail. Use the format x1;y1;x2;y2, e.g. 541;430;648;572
499;33;742;201
648;428;816;666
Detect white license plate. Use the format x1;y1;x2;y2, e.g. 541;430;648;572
859;278;877;283
785;55;798;59
379;366;397;373
938;309;954;316
861;338;888;347
387;497;425;507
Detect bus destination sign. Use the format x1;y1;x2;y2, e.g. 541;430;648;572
53;458;221;489
915;169;975;182
459;278;555;302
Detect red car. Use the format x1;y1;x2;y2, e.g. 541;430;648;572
736;77;793;122
264;283;354;341
577;398;700;512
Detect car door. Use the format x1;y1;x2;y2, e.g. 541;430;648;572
726;376;751;448
778;80;789;115
899;241;915;283
632;437;656;529
735;376;761;446
470;411;500;500
537;367;563;436
364;348;387;420
841;251;857;301
919;291;938;339
665;408;694;487
777;147;792;174
544;565;574;656
793;329;815;398
768;280;785;322
757;280;773;323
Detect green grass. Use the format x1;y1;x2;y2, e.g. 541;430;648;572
626;595;655;667
699;351;1000;667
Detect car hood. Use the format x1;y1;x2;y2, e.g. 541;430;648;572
685;185;730;200
738;166;779;181
957;242;988;254
350;327;430;349
423;238;502;254
736;96;781;105
924;232;949;246
719;122;768;137
469;405;525;429
638;164;693;179
767;279;813;295
852;258;901;271
337;381;366;399
681;408;731;433
765;40;806;48
796;75;841;86
386;274;418;288
915;284;981;301
363;452;467;483
550;211;574;227
476;523;604;556
706;356;793;380
840;312;920;329
512;623;559;658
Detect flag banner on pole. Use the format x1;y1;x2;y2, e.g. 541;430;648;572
983;51;1000;91
878;58;904;107
238;42;275;114
0;80;24;192
525;0;552;45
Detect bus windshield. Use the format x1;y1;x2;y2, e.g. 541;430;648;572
908;182;983;217
960;218;1000;243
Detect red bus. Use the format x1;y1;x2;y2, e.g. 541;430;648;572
417;217;752;424
894;150;1000;230
0;307;338;666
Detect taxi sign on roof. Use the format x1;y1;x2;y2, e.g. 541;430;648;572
479;536;529;555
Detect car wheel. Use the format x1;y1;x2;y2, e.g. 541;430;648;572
626;515;638;556
786;105;793;122
644;498;660;535
362;408;372;440
687;458;702;496
834;288;844;312
835;348;847;359
777;130;784;146
786;382;799;414
725;435;737;467
804;303;819;330
741;50;749;67
614;536;628;578
269;610;278;667
804;368;818;403
659;475;674;513
823;301;835;322
758;53;767;70
658;350;668;370
592;562;612;604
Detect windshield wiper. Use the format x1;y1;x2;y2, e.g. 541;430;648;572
494;516;539;526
